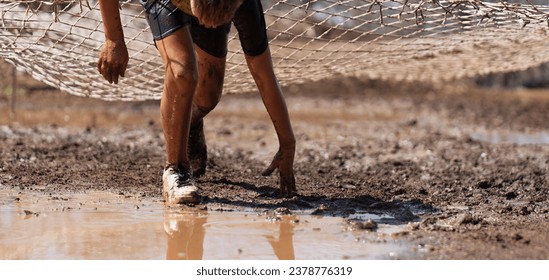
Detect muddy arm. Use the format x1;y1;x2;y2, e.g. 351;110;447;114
245;48;297;197
97;0;129;84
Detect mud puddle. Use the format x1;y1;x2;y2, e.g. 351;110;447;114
0;188;416;260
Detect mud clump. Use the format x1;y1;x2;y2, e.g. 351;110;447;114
346;219;378;232
274;207;292;216
23;210;40;219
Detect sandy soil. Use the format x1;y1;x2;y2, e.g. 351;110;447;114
1;61;548;259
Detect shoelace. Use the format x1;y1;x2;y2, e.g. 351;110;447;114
175;171;192;187
165;165;192;188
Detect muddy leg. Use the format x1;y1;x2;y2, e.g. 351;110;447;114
156;27;197;172
189;46;226;177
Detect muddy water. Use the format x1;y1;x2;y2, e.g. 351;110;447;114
0;189;415;260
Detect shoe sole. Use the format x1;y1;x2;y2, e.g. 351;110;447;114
164;191;200;205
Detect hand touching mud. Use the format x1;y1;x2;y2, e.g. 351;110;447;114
98;39;128;84
262;147;297;197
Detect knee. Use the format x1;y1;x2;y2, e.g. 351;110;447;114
195;73;224;113
195;97;218;116
197;85;222;113
165;59;198;87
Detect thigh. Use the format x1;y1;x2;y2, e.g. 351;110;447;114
142;0;193;40
232;0;269;56
144;0;231;58
155;27;196;78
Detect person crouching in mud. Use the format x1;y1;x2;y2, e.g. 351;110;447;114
96;0;297;204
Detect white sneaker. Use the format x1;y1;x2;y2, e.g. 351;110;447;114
163;165;199;205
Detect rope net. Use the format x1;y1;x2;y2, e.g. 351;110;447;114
1;0;549;100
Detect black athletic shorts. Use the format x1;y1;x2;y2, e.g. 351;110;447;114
141;0;269;58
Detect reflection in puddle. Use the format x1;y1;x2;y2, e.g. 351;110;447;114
0;189;415;259
470;130;549;145
164;211;300;260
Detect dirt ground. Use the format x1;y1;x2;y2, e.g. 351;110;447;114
1;60;548;259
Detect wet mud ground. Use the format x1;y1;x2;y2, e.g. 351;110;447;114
1;64;548;259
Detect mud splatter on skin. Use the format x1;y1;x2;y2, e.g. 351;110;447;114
1;62;549;258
